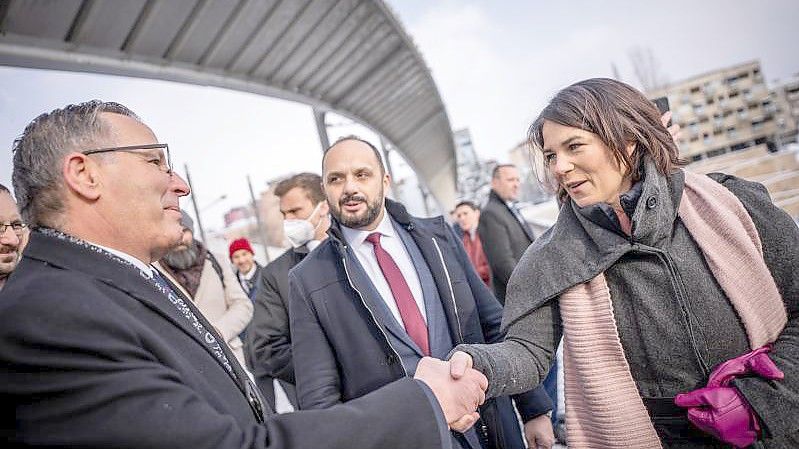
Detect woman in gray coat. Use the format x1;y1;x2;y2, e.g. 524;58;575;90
451;78;798;448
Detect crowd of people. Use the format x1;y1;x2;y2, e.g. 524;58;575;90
1;78;796;449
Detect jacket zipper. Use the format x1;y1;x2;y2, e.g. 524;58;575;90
431;237;464;343
432;236;489;443
633;243;711;376
341;255;408;377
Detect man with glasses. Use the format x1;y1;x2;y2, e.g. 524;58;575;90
0;183;27;291
0;100;489;449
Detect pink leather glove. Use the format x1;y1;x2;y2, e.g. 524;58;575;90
674;345;784;448
706;344;784;388
675;386;761;448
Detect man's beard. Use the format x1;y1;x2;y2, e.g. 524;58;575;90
162;240;201;270
332;188;383;229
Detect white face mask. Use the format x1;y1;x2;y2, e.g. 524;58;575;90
283;202;324;249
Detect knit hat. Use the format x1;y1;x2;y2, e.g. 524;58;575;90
180;210;194;234
229;238;254;259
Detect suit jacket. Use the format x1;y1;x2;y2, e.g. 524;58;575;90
237;263;264;300
0;230;452;449
247;246;309;384
478;190;535;302
289;200;552;449
156;253;253;368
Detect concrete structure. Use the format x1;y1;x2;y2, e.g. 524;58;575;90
687;144;799;218
771;75;799;145
0;0;458;209
453;128;492;206
649;60;796;163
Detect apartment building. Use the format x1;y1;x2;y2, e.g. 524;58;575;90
648;60;796;162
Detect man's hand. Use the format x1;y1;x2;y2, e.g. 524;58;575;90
524;414;556;449
414;356;487;431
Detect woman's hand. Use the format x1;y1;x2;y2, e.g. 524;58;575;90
449;350;474;379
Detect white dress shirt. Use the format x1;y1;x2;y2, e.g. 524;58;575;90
340;210;427;325
92;242;155;277
306;239;322;252
241;264;258;281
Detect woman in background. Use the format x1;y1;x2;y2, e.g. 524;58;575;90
451;78;797;448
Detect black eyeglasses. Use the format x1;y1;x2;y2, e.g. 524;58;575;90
82;143;172;174
0;221;28;236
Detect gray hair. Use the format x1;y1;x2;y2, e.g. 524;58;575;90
11;100;141;228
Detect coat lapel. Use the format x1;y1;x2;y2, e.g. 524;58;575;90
343;245;424;356
25;232;249;392
401;221;464;345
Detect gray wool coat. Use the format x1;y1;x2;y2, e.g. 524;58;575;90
457;160;799;448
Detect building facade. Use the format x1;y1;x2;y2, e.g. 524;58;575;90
454;128;493;206
648;60;797;162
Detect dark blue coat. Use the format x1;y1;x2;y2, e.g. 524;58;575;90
289;200;551;449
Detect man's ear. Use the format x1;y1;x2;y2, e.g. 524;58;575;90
62;152;102;201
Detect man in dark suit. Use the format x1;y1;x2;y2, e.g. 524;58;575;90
290;137;554;449
478;164;536;304
230;237;263;300
0;101;489;449
247;173;329;411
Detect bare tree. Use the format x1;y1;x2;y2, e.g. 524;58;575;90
628;46;668;92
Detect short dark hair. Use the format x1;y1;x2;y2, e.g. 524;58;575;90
273;172;325;204
0;183;9;195
529;78;684;201
454;200;479;211
322;135;385;175
492;164;516;179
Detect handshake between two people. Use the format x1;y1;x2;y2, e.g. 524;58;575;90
413;351;480;433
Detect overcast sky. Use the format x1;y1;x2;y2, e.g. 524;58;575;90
1;0;797;228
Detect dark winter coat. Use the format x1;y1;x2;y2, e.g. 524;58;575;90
289;199;552;449
459;160;799;448
0;231;452;449
478;190;535;302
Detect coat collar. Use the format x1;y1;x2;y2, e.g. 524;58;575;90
24;231;250;390
324;200;467;346
327;198;414;246
501;158;685;329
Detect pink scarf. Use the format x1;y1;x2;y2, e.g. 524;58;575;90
559;171;787;448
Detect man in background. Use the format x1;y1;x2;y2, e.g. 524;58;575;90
0;183;28;291
478;164;535;304
230;237;262;300
247;172;329;411
157;211;253;369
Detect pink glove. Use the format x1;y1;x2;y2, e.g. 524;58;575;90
674;345;784;448
706;344;784;388
675;386;761;448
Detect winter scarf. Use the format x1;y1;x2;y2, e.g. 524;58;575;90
559;170;788;448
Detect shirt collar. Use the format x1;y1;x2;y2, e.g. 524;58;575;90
340;208;395;248
306;239;322;251
242;264;258;280
91;242;154;277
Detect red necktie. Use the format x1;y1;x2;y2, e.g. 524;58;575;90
366;232;430;356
